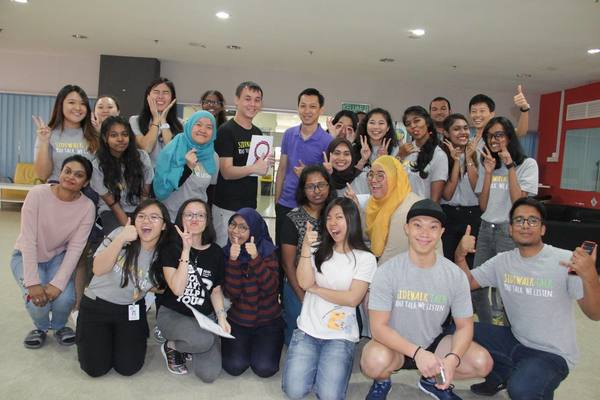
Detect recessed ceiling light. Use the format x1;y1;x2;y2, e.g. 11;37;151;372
409;28;426;38
379;58;395;63
587;48;600;55
72;34;88;39
189;42;206;48
226;45;242;50
216;11;230;19
11;0;29;3
516;73;533;78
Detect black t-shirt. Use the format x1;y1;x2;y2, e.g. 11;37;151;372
280;207;322;259
160;243;225;317
214;118;262;210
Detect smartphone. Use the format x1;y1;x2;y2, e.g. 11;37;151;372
435;368;446;385
569;241;597;275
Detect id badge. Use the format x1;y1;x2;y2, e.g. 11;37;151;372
128;304;140;321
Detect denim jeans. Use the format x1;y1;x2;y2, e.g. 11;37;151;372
474;323;569;400
11;250;75;331
283;280;302;346
282;329;355;400
473;220;516;323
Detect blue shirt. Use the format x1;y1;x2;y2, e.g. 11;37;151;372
278;124;332;208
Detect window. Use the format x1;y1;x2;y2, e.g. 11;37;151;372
560;128;600;192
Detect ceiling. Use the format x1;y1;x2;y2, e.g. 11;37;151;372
1;0;599;93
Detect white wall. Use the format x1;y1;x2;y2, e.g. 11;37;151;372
0;49;539;129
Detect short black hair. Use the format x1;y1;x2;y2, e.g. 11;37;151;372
235;81;263;98
61;154;93;181
509;197;547;223
469;94;495;112
297;88;324;107
429;97;451;111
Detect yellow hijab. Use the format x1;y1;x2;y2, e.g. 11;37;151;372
366;155;412;257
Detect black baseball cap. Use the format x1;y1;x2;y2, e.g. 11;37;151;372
406;199;447;227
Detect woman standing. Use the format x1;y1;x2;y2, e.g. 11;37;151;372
282;198;377;400
221;208;283;378
76;200;171;377
400;106;448;203
327;110;358;143
91;116;153;234
33;85;98;182
152;110;219;221
200;90;227;128
354;108;399;168
11;155;95;349
92;95;120;132
323;137;369;197
130;77;182;165
152;199;229;381
280;165;335;345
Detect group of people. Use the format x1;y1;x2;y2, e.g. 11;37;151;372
10;78;600;400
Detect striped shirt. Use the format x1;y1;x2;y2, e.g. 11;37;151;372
224;252;281;327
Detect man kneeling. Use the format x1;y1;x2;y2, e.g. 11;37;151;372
361;199;492;400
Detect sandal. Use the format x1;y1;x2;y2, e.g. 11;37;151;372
24;329;47;349
54;327;76;346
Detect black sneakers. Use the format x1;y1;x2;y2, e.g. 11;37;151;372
470;379;507;396
161;342;188;375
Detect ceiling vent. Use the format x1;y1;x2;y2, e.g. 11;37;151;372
565;99;600;121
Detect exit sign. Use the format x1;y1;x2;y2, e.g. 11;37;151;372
341;102;370;113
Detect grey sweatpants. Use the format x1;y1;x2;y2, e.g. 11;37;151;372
157;306;221;382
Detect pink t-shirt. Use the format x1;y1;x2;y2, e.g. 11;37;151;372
14;184;95;290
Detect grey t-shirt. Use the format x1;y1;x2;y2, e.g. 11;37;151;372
85;227;156;305
130;115;175;166
440;154;479;207
471;244;584;369
369;252;472;348
403;145;449;200
164;152;219;222
34;128;93;181
90;150;154;213
475;157;539;223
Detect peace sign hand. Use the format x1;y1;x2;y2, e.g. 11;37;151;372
293;160;306;177
498;143;513;166
359;135;372;162
322;151;333;174
91;112;101;133
344;182;359;208
377;138;391;157
32;116;51;144
480;146;496;174
245;236;258;260
466;137;480;159
443;139;461;161
175;224;193;251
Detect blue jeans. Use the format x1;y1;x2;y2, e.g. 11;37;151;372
474;323;569;400
473;220;516;323
11;250;75;331
283;280;302;346
282;329;355;400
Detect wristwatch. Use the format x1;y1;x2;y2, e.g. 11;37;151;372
160;122;170;130
505;162;515;169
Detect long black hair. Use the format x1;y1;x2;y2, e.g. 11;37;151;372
295;165;336;207
403;105;439;179
97;116;145;205
314;198;370;273
48;84;98;153
441;113;478;176
138;77;183;135
121;199;172;289
200;90;227;127
355;107;398;158
482;116;527;169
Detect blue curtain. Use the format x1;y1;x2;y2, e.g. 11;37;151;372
518;130;538;159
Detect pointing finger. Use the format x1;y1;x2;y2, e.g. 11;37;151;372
465;224;471;236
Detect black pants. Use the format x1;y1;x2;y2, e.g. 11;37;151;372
441;205;482;268
76;296;149;377
275;203;293;295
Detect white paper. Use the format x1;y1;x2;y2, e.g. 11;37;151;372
70;310;79;327
246;135;273;177
144;292;156;312
185;304;235;339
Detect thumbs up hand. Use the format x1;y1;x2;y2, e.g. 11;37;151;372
303;222;318;246
245;236;258;260
230;236;241;261
514;84;530;111
456;225;476;259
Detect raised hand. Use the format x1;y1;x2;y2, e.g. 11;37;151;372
359;135;372;162
498;142;513;166
327;117;342;138
119;217;138;243
185;149;198;170
91;112;101;133
466;137;480;159
293;160;306;177
457;225;476;258
175;224;193;251
344;182;359;208
32;115;51;143
443;139;461;161
480;146;496;173
160;98;177;124
377;137;391;157
147;95;160;121
245;236;258;260
514;85;530;111
253;154;271;176
560;243;597;280
230;237;241;261
303;221;318;247
398;142;418;161
322;151;333;174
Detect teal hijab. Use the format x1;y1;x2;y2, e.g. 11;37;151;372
153;110;217;200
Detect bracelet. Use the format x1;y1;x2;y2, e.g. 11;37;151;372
413;346;422;360
216;309;227;318
178;259;189;264
505;162;515;169
520;107;530;112
152;123;160;128
445;352;461;367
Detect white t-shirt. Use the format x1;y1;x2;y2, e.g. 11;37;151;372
297;249;377;342
403;145;448;199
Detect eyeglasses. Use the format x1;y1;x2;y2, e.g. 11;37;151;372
183;212;207;221
304;182;329;192
366;171;386;182
228;221;249;233
202;100;223;106
511;216;541;227
487;131;507;140
136;213;163;223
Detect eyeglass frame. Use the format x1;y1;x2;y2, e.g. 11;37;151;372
366;171;386;182
183;212;207;221
304;182;330;192
135;213;164;223
511;216;542;227
228;221;249;233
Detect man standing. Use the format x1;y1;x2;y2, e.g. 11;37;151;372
213;81;273;246
429;97;451;138
361;199;492;400
455;197;600;399
274;88;332;245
